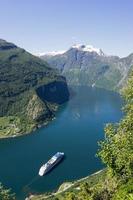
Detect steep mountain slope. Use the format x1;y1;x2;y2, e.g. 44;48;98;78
40;44;133;90
0;39;69;137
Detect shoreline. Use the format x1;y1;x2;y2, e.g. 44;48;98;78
0;115;56;140
27;169;104;200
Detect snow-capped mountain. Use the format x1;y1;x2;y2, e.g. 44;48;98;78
38;44;105;57
37;50;66;57
39;44;133;90
70;44;105;56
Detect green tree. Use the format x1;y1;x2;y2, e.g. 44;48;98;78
0;183;15;200
112;179;133;200
98;71;133;181
64;192;77;200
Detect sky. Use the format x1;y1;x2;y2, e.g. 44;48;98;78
0;0;133;57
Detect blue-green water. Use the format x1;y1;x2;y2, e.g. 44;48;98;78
0;86;123;199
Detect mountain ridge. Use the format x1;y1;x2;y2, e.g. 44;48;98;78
39;44;133;90
37;44;105;57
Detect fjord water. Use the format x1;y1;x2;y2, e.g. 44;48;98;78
0;86;123;199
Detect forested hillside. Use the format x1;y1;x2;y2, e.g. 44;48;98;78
0;39;69;137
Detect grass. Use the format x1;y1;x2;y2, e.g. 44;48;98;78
0;116;22;137
0;116;36;138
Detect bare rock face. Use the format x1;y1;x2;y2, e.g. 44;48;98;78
36;80;70;105
40;44;133;90
26;94;47;121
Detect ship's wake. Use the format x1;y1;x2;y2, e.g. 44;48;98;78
22;175;39;193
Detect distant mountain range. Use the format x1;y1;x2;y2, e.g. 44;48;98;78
0;39;69;137
39;44;133;90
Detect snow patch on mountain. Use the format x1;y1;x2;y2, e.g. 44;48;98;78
37;50;66;57
36;44;106;57
71;44;104;56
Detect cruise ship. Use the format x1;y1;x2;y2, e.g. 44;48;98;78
39;152;64;176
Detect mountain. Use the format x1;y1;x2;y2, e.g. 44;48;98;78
0;39;69;137
39;44;133;90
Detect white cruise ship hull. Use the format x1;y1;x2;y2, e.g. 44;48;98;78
39;152;64;176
